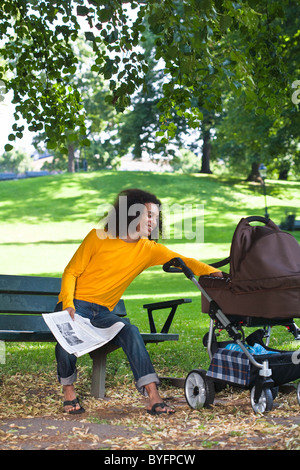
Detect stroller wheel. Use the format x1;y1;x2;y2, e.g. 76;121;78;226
184;369;215;410
250;386;273;413
297;382;300;406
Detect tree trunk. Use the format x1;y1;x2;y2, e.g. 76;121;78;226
246;162;260;182
200;128;212;174
278;162;290;180
68;143;75;173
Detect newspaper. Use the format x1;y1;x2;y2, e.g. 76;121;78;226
42;310;125;357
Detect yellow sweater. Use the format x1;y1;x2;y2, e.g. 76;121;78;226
58;229;219;311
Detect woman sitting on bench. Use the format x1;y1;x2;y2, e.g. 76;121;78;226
55;188;221;415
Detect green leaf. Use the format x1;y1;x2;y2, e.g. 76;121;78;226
77;6;90;16
98;7;114;23
68;133;78;142
81;138;91;147
219;15;233;32
85;31;95;42
47;141;57;150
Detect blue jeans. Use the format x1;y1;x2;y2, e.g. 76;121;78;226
54;299;160;395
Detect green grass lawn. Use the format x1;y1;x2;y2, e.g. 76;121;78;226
1;171;300;385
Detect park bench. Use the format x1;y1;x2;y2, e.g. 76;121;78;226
0;274;191;398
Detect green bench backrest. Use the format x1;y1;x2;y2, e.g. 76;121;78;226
0;274;126;318
0;274;127;341
0;275;61;314
0;275;127;316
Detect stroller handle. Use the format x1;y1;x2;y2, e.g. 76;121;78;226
246;215;270;224
163;257;195;280
210;257;230;268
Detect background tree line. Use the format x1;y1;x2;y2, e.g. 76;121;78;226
1;0;300;180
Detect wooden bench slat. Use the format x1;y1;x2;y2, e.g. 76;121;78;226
0;331;54;342
0;275;61;295
0;293;58;314
0;314;53;341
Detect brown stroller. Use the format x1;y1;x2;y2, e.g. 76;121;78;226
163;216;300;413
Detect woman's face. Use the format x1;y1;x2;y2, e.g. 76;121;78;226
135;202;160;239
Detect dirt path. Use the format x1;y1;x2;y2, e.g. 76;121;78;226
0;416;142;450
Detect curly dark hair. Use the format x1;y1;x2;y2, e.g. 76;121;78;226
102;188;163;240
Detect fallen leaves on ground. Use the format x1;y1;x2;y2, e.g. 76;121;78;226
1;370;300;450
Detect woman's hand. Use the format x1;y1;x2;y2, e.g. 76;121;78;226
66;307;75;321
211;271;223;277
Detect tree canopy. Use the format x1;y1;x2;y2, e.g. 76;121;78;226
0;0;297;155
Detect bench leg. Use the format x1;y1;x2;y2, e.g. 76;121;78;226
90;349;107;398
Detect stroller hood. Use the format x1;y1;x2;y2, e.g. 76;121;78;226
230;217;300;293
200;217;300;318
